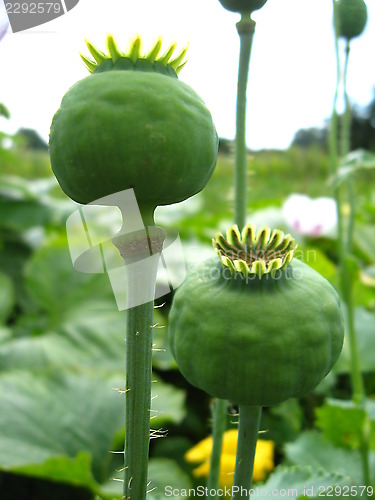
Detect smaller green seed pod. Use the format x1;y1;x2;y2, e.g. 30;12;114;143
334;0;368;40
169;225;344;407
218;0;267;14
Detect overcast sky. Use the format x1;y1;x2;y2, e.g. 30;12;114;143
0;0;374;150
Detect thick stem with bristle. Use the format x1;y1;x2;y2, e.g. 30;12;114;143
113;225;166;500
232;406;262;499
207;399;228;493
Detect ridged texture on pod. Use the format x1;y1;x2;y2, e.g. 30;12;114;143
334;0;368;40
218;0;267;13
50;71;218;207
169;258;344;406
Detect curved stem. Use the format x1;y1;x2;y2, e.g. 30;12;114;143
207;399;228;493
232;405;262;499
235;13;256;231
113;224;166;500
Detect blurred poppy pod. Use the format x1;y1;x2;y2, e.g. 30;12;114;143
218;0;267;13
334;0;367;40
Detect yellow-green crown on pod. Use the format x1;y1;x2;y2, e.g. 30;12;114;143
80;34;188;77
213;224;297;278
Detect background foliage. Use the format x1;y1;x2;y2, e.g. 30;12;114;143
0;93;375;498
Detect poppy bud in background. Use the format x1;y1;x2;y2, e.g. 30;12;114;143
218;0;267;14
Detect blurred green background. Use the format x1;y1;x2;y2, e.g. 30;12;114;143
0;94;375;499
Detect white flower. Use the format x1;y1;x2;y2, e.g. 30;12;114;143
282;194;337;237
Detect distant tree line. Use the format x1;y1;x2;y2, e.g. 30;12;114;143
291;91;375;152
16;128;48;151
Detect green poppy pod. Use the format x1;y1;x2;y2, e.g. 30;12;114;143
49;36;218;220
334;0;368;40
218;0;267;13
169;225;344;407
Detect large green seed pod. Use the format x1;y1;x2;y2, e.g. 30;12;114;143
169;225;344;407
49;36;218;215
334;0;368;40
218;0;267;13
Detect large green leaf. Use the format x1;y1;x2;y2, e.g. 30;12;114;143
12;452;98;492
254;465;347;498
284;431;375;486
0;176;73;233
0;270;14;323
0;305;126;373
0;370;124;481
100;458;192;500
335;308;375;374
23;235;116;318
329;150;375;188
0;238;32;307
316;399;375;450
152;310;176;371
150;375;186;428
354;223;375;264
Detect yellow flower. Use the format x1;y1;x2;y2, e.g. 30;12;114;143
185;429;274;488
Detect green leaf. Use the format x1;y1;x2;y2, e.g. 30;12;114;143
100;458;192;500
0;199;51;232
0;238;32;308
315;399;375;450
335;308;375;374
152;310;176;371
284;431;368;485
329;150;375;188
296;245;338;284
254;465;347;498
261;399;303;444
150;375;186;428
12;452;99;492
354;223;375;264
353;266;375;309
361;265;375;287
0;305;126;373
0;370;124;481
0;271;14;323
23;235;116;318
0;103;10;119
148;458;192;497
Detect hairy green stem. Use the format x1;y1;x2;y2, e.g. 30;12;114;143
235;13;256;231
113;224;166;500
207;399;228;493
232;405;262;499
124;301;154;499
